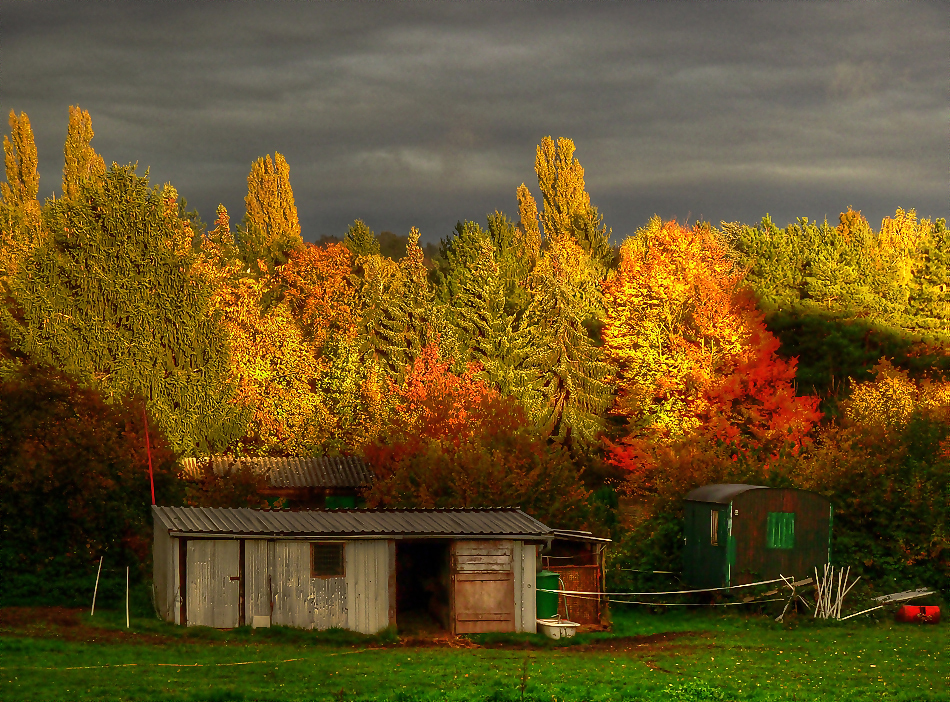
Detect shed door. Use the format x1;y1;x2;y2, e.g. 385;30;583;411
451;540;515;634
186;539;241;628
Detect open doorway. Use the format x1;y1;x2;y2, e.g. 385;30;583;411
395;540;450;634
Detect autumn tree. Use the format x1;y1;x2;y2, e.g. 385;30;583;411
603;218;821;491
62;105;106;200
1;164;245;455
362;344;594;530
238;153;302;272
0;364;180;599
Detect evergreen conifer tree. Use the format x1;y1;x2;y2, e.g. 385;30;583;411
357;228;434;382
343;219;380;257
516;234;614;450
0;111;41;283
2;164;246;455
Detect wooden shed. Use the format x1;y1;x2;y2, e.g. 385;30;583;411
152;506;556;635
682;484;832;589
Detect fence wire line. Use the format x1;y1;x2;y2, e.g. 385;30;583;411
544;588;787;608
537;576;787;597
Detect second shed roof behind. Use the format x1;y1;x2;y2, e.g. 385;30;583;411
180;456;373;488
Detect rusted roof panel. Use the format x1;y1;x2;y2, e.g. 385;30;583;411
152;506;554;538
685;483;767;504
180;456;374;488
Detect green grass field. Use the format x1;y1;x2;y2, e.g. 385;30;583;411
0;605;946;702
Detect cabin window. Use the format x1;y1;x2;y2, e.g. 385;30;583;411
766;512;795;549
311;543;345;577
710;510;720;546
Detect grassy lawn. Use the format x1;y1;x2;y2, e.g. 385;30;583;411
0;606;946;701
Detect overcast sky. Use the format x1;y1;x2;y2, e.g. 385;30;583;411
2;1;947;244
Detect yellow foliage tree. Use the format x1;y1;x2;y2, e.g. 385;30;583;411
240;153;302;271
62;106;106;200
846;359;950;432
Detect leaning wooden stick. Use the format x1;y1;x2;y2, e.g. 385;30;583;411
91;556;103;617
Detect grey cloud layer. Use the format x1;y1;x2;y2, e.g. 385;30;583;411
2;1;946;242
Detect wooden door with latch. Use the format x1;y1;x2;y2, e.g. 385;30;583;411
451;540;515;634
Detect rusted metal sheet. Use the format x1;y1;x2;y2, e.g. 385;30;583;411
186;539;240;628
345;540;391;634
549;565;601;625
452;540;516;634
153;505;553;539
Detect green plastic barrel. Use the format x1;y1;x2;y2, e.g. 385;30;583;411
536;570;560;619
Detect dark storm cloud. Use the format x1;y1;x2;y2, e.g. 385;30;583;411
2;1;946;243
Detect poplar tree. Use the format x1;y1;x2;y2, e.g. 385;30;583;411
62;105;106;200
1;111;41;342
239;153;302;272
2;164;246;455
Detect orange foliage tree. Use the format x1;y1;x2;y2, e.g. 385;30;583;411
602;218;822;497
362;344;594;529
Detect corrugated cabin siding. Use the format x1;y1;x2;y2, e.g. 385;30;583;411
345;540;390;634
244;539;271;623
732;489;831;584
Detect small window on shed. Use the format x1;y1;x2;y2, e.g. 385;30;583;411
766;512;795;549
311;543;345;577
709;510;720;546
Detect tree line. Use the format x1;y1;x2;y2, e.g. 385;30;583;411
0;107;947;601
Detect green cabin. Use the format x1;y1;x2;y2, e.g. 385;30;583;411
683;484;832;589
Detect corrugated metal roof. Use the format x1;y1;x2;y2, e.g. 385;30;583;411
685;483;767;504
152;506;555;538
180;456;373;488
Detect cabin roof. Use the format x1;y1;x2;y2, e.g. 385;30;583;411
152;505;564;539
180;456;373;488
685;483;768;504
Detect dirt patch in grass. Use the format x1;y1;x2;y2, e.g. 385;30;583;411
0;606;178;645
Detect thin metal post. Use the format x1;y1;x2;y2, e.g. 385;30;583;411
126;566;130;629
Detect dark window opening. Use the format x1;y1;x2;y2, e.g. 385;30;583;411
311;543;345;577
396;540;450;634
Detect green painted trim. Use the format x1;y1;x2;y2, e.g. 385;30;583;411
828;504;834;565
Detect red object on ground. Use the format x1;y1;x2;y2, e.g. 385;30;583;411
895;605;941;624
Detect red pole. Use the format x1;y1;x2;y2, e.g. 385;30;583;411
144;406;155;505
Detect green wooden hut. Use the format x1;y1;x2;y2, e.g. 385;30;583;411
683;484;832;589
